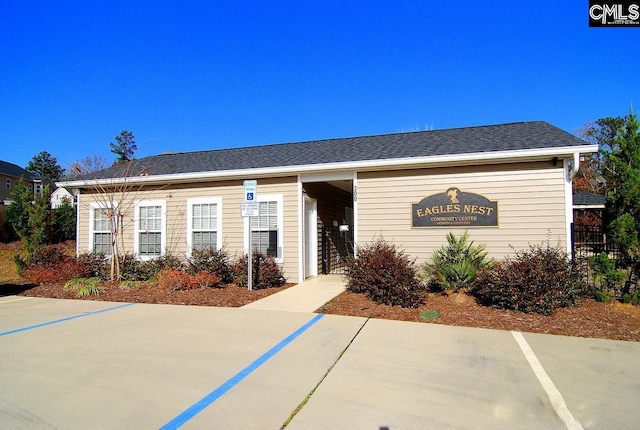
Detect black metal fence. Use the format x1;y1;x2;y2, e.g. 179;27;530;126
571;223;620;261
571;223;623;289
321;226;354;275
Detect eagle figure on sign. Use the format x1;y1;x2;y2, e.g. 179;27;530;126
446;187;460;203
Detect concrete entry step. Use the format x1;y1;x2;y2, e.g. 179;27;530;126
241;274;346;313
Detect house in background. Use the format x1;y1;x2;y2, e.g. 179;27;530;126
0;159;48;206
50;187;76;209
58;121;598;284
573;191;606;226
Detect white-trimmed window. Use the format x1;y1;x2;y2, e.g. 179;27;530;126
135;200;166;259
245;194;283;260
187;197;222;255
89;203;114;255
5;178;10;189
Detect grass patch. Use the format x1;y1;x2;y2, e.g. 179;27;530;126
0;250;21;283
119;280;140;290
64;278;105;297
420;310;441;320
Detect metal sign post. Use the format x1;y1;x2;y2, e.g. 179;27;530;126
242;180;258;291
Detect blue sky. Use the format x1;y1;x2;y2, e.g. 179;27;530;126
1;1;638;172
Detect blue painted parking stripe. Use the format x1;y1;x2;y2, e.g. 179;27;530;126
0;302;135;337
160;313;325;430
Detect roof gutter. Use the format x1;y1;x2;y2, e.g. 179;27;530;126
57;144;598;189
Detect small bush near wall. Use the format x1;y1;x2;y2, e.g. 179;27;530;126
472;242;588;315
116;253;185;282
155;268;192;290
77;252;109;279
343;237;425;308
187;247;233;284
141;254;185;278
231;251;286;289
423;231;493;292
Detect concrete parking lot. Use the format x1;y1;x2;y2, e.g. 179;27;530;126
1;295;639;429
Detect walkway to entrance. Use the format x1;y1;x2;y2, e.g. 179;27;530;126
242;274;346;313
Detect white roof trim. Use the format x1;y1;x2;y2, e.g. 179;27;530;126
58;144;598;188
573;204;605;209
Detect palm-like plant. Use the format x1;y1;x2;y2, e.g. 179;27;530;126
424;231;492;292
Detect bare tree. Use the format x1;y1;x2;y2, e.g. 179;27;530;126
69;159;165;282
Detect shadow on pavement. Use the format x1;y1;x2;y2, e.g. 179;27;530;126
0;283;38;297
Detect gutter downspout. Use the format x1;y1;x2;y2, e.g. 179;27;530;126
569;152;580;179
566;152;580;259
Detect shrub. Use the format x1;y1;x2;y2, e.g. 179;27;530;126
423;231;493;292
118;253;147;281
77;252;109;279
623;290;640;305
140;253;185;279
28;244;70;268
343;237;425;308
64;278;105;297
231;251;286;289
191;271;222;288
589;252;627;300
187;247;233;284
155;268;192;290
472;242;588;315
21;244;89;284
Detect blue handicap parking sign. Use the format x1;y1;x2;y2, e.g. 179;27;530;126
246;192;254;201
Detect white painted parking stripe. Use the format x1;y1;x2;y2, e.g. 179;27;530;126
0;297;32;304
512;331;583;430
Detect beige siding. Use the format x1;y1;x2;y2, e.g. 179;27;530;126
357;161;568;265
77;177;301;283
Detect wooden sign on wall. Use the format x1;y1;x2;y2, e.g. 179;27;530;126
412;187;498;227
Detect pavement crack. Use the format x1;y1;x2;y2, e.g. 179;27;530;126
280;317;370;429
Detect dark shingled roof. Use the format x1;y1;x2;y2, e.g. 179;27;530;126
573;192;606;206
89;121;590;179
0;160;35;179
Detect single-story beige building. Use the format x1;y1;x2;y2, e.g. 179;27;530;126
58;121;598;284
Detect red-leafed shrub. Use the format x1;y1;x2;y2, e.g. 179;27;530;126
154;268;223;290
191;271;222;289
21;245;90;284
343;237;425;308
155;268;192;290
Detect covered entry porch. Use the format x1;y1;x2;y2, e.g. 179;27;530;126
300;173;355;280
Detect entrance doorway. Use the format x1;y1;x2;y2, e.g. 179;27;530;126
302;177;355;277
303;198;318;279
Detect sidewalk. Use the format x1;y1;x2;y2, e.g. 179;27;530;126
241;274;346;313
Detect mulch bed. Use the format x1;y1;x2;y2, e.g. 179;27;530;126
319;291;640;342
5;281;639;342
8;282;293;308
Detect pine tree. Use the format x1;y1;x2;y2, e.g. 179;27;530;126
605;109;640;297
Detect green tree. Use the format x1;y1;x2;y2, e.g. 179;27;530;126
110;130;137;164
5;180;32;241
7;182;51;261
604;109;640;297
51;199;76;242
575;117;624;195
26;151;64;182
